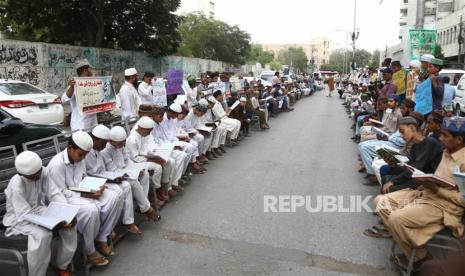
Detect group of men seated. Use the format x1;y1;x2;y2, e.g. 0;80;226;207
339;54;465;275
2;62;313;275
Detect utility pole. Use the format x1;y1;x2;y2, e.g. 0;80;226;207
415;0;425;29
459;15;463;66
351;0;359;74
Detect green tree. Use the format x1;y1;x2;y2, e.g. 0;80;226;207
247;44;274;66
319;64;342;72
0;0;182;56
329;48;372;70
268;59;282;71
369;49;380;68
277;47;308;72
176;13;251;65
434;44;445;60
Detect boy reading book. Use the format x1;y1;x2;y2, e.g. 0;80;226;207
371;116;465;271
3;151;77;276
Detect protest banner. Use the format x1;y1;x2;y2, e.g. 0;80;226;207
75;76;116;115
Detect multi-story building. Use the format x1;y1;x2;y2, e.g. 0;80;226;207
384;0;465;66
262;38;331;70
177;0;215;18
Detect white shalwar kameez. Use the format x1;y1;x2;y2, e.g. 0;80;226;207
3;168;77;276
126;129;167;189
85;149;129;225
211;101;241;139
102;143;152;213
203;109;227;148
137;81;154;105
47;150;120;254
119;81;141;120
61;88;97;131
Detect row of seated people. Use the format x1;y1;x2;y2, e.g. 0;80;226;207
340;81;465;275
2;87;305;276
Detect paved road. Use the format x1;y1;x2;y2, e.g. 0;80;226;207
92;90;398;275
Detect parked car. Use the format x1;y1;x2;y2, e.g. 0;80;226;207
0;79;64;125
0;108;61;149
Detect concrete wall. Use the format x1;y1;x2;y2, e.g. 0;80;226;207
0;39;233;95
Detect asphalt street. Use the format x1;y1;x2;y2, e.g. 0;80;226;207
91;90;399;276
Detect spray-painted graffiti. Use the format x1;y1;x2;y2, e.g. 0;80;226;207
0;65;43;86
0;44;39;66
0;39;233;95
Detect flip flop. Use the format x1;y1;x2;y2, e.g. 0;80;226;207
363;227;392;239
87;251;109;266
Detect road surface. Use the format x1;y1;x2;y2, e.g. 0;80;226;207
92;90;398;275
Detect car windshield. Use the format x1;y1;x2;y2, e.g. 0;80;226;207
261;75;273;82
0;83;45;95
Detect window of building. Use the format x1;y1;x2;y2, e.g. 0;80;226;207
454;26;457;43
447;30;450;45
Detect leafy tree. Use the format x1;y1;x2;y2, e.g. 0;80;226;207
319;64;342;72
369;49;381;68
247;44;274;66
277;47;308;72
329;48;372;70
434;44;445;60
268;59;282;71
0;0;182;56
176;13;251;65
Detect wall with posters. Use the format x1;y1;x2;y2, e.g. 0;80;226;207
0;39;234;95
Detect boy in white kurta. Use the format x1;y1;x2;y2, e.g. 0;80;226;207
3;151;77;276
47;131;119;265
102;126;161;220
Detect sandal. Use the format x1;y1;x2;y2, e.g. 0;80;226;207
87;251;109;266
362;227;392;239
123;223;142;235
391;252;432;272
96;242;115;256
144;207;161;221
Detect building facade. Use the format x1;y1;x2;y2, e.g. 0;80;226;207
262;38;331;70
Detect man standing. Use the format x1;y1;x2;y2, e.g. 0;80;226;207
391;61;406;100
429;58;445;111
406;60;421;100
62;59;97;131
119;68;140;120
138;71;155;105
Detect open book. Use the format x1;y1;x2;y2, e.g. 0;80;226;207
404;164;457;189
196;125;214;133
371;126;390;138
69;176;107;193
230;100;240;111
452;167;465;197
146;143;174;162
176;133;189;139
376;147;409;166
89;171;135;182
369;118;384;126
22;202;80;230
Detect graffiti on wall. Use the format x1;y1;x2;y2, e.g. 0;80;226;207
0;39;233;95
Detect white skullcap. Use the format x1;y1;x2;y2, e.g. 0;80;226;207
420;54;434;62
362;83;368;87
169;103;182;113
240;97;247;102
75;59;91;70
409;60;421;68
124;68;138;76
207;96;216;103
198;98;209;107
110;126;127;142
72;131;93;152
138;116;155;129
91;124;110;140
15;151;42;175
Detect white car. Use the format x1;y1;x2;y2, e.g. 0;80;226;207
0;80;64;125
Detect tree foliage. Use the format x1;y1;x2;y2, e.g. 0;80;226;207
434;44;445;60
319;64;342;72
369;49;381;68
176;13;251;65
0;0;182;56
247;44;274;66
277;47;308;72
268;59;282;71
329;48;373;70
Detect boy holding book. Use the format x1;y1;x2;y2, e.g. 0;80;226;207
373;116;465;271
47;131;120;266
3;151;77;276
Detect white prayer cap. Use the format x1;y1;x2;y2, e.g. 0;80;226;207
110;126;127;142
420;54;434;62
207;96;216;103
362;83;368;87
124;68;138;76
15;151;42;175
75;59;91;70
409;60;421;68
72;131;93;151
91;124;110;140
240;97;247;102
138;116;155;129
169;103;182;113
198;98;208;107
